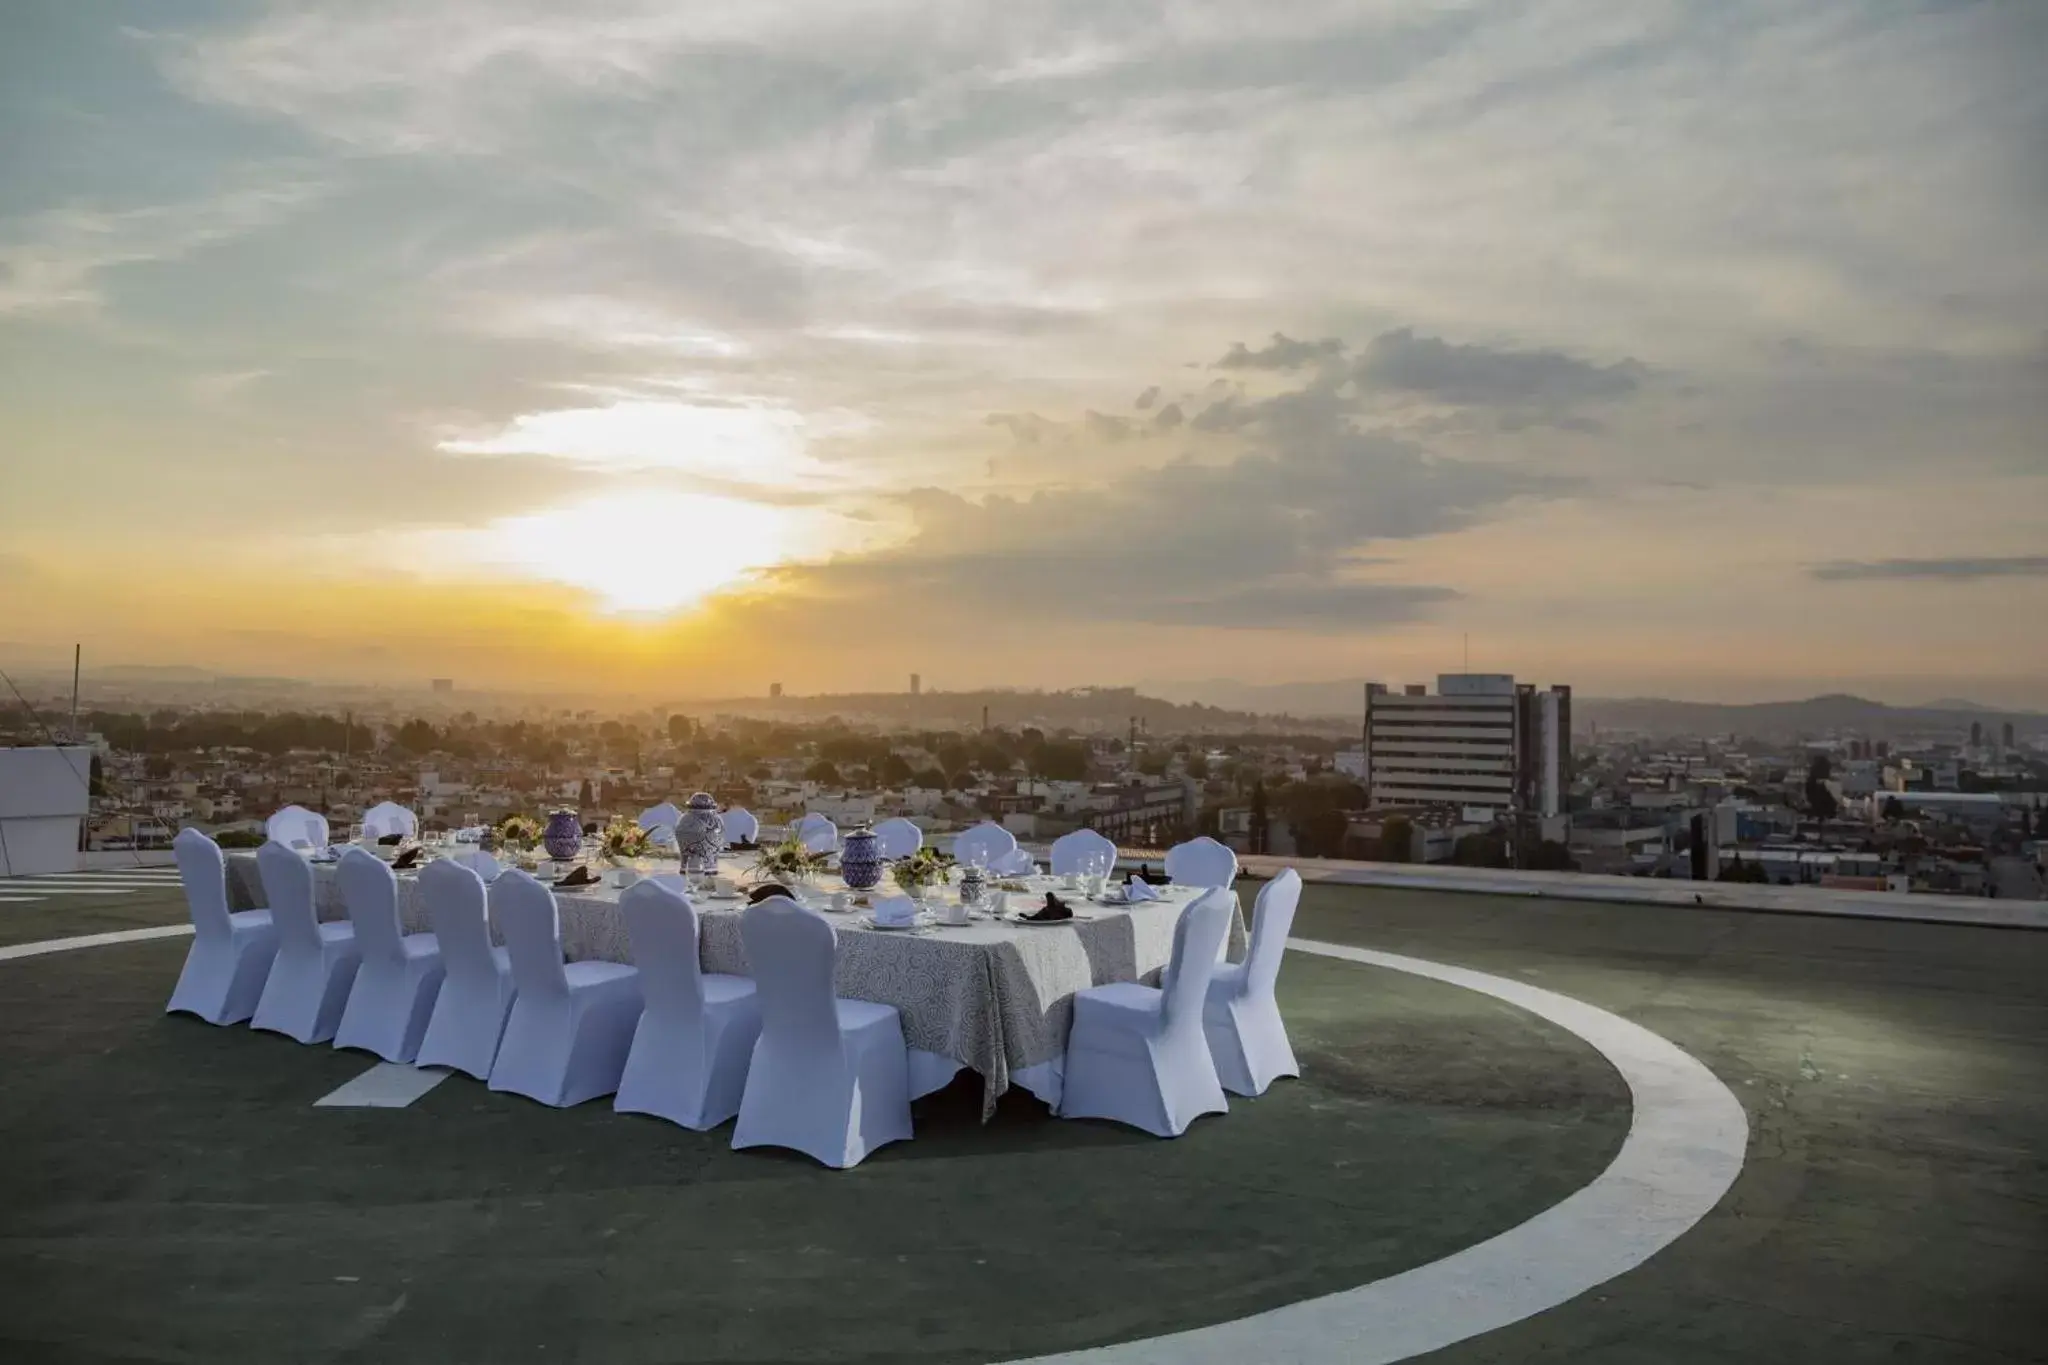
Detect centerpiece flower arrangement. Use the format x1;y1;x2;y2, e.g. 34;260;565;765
599;817;651;865
752;834;830;885
494;814;542;851
891;846;955;900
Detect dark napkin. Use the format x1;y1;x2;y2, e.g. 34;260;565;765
555;864;598;888
1024;891;1073;923
748;882;792;904
390;846;423;870
729;838;761;852
377;833;405;847
1134;863;1171;885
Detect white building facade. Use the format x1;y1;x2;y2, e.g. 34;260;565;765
1366;674;1572;819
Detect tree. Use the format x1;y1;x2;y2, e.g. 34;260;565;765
1882;795;1906;822
145;753;173;780
88;753;105;797
1452;831;1509;867
879;753;916;786
577;778;594;808
1527;839;1579;872
1376;816;1414;863
1248;781;1269;855
1296;807;1350;859
1034;742;1089;782
667;714;694;743
913;767;948;790
393;718;438;754
1805;755;1840;822
805;759;841;785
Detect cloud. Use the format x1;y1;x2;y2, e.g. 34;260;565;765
1809;556;2048;582
1356;328;1645;406
1216;333;1347;371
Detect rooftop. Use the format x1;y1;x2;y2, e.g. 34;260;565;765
1;869;2042;1363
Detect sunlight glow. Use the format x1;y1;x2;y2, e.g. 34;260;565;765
438;400;830;482
457;491;796;614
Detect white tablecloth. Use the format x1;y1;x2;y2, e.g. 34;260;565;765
225;853;1245;1118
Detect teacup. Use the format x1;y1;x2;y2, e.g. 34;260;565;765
609;867;639;890
941;898;971;926
831;890;853;913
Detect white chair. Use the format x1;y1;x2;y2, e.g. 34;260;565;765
722;808;760;844
1050;829;1118;876
487;870;643;1107
794;813;839;854
414;859;517;1079
1058;889;1234;1137
330;848;445;1063
989;847;1037;876
1201;869;1303;1096
951;821;1017;868
165;827;279;1025
871;817;923;859
265;804;330;850
360;801;418;842
249;839;361;1044
637;802;683;833
613;880;762;1130
450;848;504;882
732;896;912;1168
1165;835;1239;889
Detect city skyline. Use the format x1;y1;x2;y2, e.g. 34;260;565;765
4;2;2045;704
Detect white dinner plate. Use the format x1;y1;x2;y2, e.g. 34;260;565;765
861;915;925;931
1008;913;1091;926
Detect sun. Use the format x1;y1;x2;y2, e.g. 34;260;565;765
475;491;794;614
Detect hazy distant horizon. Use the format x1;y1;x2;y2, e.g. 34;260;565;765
4;4;2042;704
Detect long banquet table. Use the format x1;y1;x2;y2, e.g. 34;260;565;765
225;852;1246;1119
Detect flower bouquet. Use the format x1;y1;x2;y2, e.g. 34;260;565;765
891;846;954;902
599;817;651;865
494;814;542;851
752;834;830;886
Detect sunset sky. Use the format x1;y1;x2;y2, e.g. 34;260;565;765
2;1;2044;705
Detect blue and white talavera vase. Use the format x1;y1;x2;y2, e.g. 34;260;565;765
543;809;583;860
840;825;884;890
675;791;727;877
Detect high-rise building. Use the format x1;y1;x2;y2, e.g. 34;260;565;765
1970;720;1983;748
2003;721;2016;749
910;673;921;696
1365;674;1571;818
769;682;783;699
430;678;454;693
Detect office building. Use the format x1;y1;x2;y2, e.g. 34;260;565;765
769;682;783;699
910;673;921;696
1365;674;1572;818
431;678;454;693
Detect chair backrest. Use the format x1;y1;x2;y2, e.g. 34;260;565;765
1240;869;1302;1000
740;896;843;1050
173;827;233;942
1050;828;1118;876
721;808;760;843
266;804;329;850
1160;889;1235;1032
871;817;923;859
493;870;569;1002
1165;835;1238;889
419;858;496;987
620;879;708;1019
255;839;321;953
794;813;839;853
638;802;683;832
360;802;418;841
990;847;1037;876
450;849;503;881
951;822;1017;867
337;846;403;964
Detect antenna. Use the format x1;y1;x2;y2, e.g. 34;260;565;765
1463;633;1470;673
70;643;81;741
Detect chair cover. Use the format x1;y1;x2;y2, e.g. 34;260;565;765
331;848;444;1062
871;817;923;859
989;847;1037;876
1050;829;1118;876
414;859;517;1079
487;871;642;1106
950;822;1017;868
265;804;330;850
794;813;839;854
721;808;760;844
250;839;360;1043
1165;835;1239;888
165;827;278;1025
613;880;762;1130
1057;890;1233;1136
637;802;683;832
731;896;912;1168
360;801;419;841
1202;869;1303;1096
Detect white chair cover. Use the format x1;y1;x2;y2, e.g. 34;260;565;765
265;804;330;850
794;813;839;854
721;808;760;844
1165;835;1239;889
165;827;278;1025
250;839;361;1044
1057;889;1233;1136
871;817;923;859
637;802;683;833
613;880;762;1131
950;822;1017;868
488;870;643;1107
732;896;912;1168
1202;869;1303;1096
450;849;504;881
414;859;517;1079
1050;829;1118;876
360;801;419;841
331;848;445;1063
989;847;1037;876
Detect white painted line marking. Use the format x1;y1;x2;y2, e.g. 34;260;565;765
0;887;146;896
0;924;193;961
1005;938;1750;1365
314;1062;452;1108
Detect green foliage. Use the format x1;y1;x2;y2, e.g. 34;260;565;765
599;817;650;862
1452;831;1510;867
753;835;829;882
1032;742;1090;782
892;845;955;892
1295;807;1351;859
1527;839;1578;872
805;759;841;785
393;718;439;754
1376;815;1414;863
495;814;542;848
213;828;265;848
879;753;916;786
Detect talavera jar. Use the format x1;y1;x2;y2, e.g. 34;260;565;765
839;825;884;890
674;792;727;876
543;809;583;860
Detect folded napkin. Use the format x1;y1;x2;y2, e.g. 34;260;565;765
391;846;423;870
729;838;761;852
872;894;918;927
1121;875;1160;901
376;832;405;847
747;881;792;904
555;864;598;888
1024;892;1073;923
1134;863;1171;885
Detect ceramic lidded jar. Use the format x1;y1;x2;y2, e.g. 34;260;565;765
674;791;727;876
839;825;884;890
542;809;583;860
